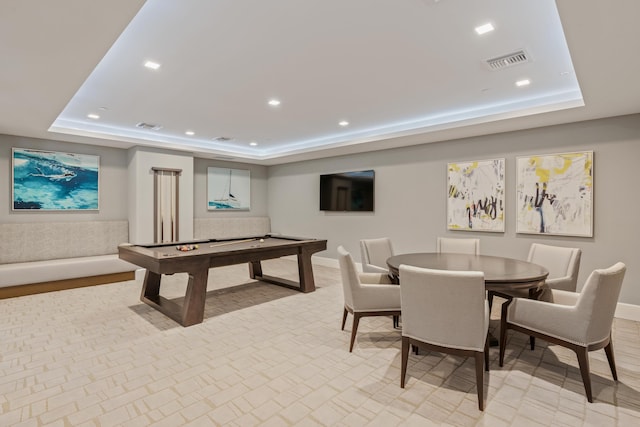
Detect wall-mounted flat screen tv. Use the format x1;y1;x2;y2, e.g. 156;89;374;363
320;170;375;212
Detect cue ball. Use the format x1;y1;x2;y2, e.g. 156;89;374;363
259;238;264;243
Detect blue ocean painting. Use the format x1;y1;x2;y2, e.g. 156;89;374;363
12;148;99;210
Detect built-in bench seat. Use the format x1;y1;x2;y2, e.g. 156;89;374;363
0;218;272;298
0;221;137;298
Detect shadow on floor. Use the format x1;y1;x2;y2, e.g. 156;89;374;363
129;280;299;329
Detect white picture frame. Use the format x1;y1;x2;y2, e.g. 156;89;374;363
516;151;593;237
447;158;505;232
207;167;251;210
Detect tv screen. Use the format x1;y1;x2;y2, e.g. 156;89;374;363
320;170;375;212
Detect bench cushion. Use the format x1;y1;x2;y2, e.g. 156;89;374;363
0;255;137;288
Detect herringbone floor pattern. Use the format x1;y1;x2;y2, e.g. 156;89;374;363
1;259;639;426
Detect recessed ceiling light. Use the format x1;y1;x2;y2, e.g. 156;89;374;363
144;60;161;70
475;23;494;35
339;121;349;127
87;113;100;119
516;79;531;87
185;130;195;136
249;142;258;146
268;99;281;106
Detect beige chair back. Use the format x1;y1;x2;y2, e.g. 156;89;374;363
576;262;626;345
360;238;393;273
337;246;359;310
399;264;488;351
436;237;480;255
528;243;581;291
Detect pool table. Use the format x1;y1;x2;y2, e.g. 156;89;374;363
118;235;327;326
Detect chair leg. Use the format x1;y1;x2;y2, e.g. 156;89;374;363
401;336;410;388
604;339;618;381
484;336;490;371
488;291;494;312
474;351;485;411
393;315;399;329
528;288;538;350
349;313;361;352
499;301;512;367
575;347;593;403
499;328;507;367
341;307;348;330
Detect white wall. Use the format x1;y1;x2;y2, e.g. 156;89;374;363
268;114;640;305
0;135;129;223
193;158;268;218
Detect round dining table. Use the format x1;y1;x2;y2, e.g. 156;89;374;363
387;252;549;347
386;252;549;293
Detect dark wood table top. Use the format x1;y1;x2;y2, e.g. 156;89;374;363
387;252;549;291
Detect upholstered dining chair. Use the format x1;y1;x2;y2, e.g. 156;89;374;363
338;246;401;352
489;243;582;348
360;237;394;274
399;264;490;410
529;243;582;292
494;243;581;301
499;262;626;403
436;237;480;255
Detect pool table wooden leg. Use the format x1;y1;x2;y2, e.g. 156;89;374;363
141;270;161;300
181;266;209;326
140;265;209;327
297;248;316;293
248;252;317;293
249;260;263;278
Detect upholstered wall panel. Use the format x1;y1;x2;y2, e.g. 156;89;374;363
0;221;129;264
194;217;270;240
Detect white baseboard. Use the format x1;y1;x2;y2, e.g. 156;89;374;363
615;303;640;322
311;256;640;322
311;255;340;269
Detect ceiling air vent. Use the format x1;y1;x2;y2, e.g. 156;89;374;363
213;136;232;142
486;50;529;70
136;122;162;131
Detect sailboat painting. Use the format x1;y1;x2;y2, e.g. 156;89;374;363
207;167;251;210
